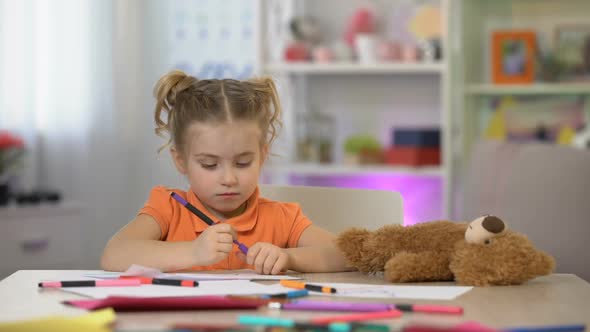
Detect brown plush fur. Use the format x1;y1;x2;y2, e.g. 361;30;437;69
336;219;555;286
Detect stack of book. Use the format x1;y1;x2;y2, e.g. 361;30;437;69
385;128;441;166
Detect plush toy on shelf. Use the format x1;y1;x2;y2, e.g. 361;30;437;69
284;16;322;62
336;215;555;286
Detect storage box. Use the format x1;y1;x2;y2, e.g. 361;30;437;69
384;146;440;166
392;128;440;147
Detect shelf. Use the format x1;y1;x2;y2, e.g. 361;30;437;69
263;163;443;177
264;62;445;75
465;83;590;96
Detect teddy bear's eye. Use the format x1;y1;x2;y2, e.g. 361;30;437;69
484;239;491;245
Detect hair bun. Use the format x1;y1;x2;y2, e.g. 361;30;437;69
154;70;198;110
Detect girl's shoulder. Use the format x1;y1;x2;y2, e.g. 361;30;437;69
147;185;186;200
257;196;304;219
144;185;187;212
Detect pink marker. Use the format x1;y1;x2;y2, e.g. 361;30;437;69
38;279;141;288
394;303;463;315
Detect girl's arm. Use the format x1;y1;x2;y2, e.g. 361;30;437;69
284;225;356;273
100;214;198;272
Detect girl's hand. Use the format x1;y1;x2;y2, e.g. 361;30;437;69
191;223;236;266
239;242;290;275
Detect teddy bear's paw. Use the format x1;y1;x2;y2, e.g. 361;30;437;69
336;228;372;268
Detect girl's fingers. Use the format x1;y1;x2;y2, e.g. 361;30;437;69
262;252;279;275
253;247;270;273
271;254;288;275
246;245;262;265
217;242;233;253
218;233;234;243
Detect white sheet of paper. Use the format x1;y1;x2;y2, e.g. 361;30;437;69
170;271;301;281
120;264;162;277
62;280;286;299
84;268;301;281
83;264;164;280
264;283;472;300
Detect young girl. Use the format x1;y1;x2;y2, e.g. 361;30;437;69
101;70;351;274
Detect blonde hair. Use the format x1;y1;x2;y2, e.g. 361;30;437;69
153;70;282;154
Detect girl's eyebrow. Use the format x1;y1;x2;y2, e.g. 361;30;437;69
194;151;255;158
194;153;218;158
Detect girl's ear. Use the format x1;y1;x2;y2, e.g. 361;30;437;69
259;144;269;166
170;146;188;175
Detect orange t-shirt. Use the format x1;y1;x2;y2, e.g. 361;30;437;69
138;186;312;271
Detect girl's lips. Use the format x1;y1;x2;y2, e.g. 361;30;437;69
218;193;238;196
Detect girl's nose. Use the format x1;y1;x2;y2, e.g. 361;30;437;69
221;167;238;186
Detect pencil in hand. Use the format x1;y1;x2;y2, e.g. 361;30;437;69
170;191;249;254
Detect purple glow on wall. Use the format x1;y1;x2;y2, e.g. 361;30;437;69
287;175;442;226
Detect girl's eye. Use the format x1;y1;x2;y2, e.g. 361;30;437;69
236;161;252;168
201;164;217;169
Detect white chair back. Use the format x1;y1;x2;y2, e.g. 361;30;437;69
259;184;403;233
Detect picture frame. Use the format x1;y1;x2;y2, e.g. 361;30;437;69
553;24;590;81
491;30;537;84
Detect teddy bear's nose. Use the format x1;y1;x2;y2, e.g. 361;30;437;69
482;216;505;234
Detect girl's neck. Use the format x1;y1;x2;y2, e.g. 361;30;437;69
208;201;248;221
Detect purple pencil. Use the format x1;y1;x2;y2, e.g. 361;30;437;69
270;300;463;315
270;300;392;312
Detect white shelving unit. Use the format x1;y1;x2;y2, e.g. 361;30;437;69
454;0;590;157
257;0;452;220
265;163;443;177
265;62;446;75
465;83;590;96
452;0;590;218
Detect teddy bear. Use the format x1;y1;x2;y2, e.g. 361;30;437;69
336;215;555;286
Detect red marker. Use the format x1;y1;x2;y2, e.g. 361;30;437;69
38;279;141;288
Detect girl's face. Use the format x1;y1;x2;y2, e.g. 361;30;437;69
172;120;267;220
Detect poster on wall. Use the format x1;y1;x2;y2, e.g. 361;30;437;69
168;0;256;79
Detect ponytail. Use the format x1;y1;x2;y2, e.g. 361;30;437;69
153;70;198;151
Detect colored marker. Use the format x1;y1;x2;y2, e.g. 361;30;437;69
38;279;141;288
171;192;249;254
393;303;463;315
135;277;198;287
503;325;586;332
263;289;309;299
310;310;403;324
270;300;391;312
280;279;337;293
273;300;462;315
238;315;351;332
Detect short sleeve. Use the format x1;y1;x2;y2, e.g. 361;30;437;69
286;204;313;248
138;186;174;240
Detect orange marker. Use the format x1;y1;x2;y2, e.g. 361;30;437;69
280;280;337;294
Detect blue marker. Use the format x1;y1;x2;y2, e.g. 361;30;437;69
263;289;309;299
238;315;350;332
171;192;249;254
504;324;586;332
